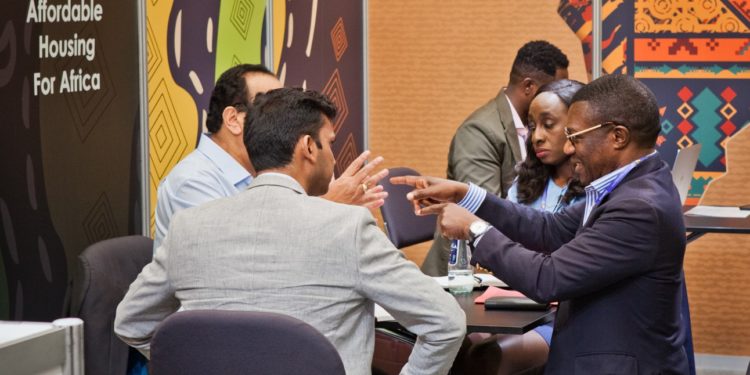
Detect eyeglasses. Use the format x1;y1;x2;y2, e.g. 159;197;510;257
564;122;618;143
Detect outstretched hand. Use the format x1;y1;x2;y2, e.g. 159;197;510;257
389;175;469;215
323;150;389;209
419;203;479;240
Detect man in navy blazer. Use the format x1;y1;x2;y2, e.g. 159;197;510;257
394;74;689;374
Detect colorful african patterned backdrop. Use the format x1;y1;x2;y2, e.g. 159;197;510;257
560;0;750;355
147;0;365;232
558;0;750;205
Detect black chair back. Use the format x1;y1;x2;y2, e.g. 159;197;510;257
379;167;437;248
70;235;153;375
150;310;346;375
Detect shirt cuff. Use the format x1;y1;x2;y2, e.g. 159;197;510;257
457;183;487;214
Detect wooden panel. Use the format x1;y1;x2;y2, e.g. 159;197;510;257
686;125;750;355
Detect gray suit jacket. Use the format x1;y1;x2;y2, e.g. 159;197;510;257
422;90;522;276
115;173;466;375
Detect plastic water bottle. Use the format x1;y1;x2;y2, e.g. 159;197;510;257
448;239;473;294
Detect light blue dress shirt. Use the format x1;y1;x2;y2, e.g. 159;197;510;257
507;178;583;213
153;134;252;249
460;152;659;224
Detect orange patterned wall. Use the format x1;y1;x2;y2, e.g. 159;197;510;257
368;0;750;356
368;0;586;264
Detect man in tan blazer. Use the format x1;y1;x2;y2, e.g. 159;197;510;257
115;87;466;375
422;41;569;276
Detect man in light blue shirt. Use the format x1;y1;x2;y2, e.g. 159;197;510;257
154;64;387;249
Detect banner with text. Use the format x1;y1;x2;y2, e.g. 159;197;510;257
0;0;143;320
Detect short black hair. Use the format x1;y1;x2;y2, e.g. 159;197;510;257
509;41;569;84
244;87;337;172
205;64;274;133
571;74;660;147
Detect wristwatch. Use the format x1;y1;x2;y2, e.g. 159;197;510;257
468;220;491;244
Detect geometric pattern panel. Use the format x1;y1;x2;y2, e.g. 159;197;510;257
275;0;365;178
215;0;265;78
557;0;631;75
635;0;750;33
147;0;267;235
559;0;750;203
331;17;348;62
148;0;267;234
146;20;163;79
230;0;254;40
335;133;358;177
149;79;190;181
647;79;750;172
147;0;201;232
82;192;118;244
634;38;750;62
57;24;117;143
729;0;750;28
322;69;349;134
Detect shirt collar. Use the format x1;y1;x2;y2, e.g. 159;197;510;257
504;94;525;132
586;151;658;195
252;172;307;195
504;94;527;159
196;133;252;187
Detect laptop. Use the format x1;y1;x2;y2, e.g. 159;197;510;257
671;144;702;205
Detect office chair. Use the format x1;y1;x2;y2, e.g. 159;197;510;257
379;167;437;248
149;310;346;375
375;167;433;374
69;235;153;375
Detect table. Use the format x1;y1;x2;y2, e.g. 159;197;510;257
0;318;84;375
684;213;750;241
376;290;555;335
453;291;555;334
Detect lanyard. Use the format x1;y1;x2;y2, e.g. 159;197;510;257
541;181;568;213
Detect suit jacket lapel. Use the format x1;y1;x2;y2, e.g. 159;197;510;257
495;89;522;163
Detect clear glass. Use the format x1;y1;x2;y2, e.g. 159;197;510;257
448;239;473;294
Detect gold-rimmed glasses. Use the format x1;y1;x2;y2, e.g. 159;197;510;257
564;122;618;143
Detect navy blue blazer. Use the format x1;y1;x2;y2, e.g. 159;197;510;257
472;155;689;374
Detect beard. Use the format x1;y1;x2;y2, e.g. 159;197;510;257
308;166;333;197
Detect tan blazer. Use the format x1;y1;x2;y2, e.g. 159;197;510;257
115;173;466;375
422;90;523;276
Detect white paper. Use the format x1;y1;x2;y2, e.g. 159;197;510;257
474;273;508;288
374;304;395;322
685;205;750;218
431;273;507;289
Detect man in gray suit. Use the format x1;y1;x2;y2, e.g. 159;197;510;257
422;41;569;276
115;87;466;375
